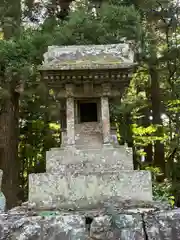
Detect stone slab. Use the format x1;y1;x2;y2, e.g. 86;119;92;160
46;147;133;173
46;162;133;176
28;170;152;210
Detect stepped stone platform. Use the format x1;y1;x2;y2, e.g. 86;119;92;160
28;146;152;210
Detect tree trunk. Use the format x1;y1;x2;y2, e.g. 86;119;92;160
144;144;153;163
141;106;153;163
149;65;165;173
0;0;21;209
0;91;20;209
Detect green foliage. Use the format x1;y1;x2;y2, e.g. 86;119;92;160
167;100;180;113
145;166;174;206
132;124;168;146
51;4;141;45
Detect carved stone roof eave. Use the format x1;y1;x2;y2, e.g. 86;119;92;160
38;62;137;72
39;43;137;72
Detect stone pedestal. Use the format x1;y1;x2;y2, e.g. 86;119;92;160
28;146;152;210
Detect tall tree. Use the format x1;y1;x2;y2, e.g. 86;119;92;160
0;0;21;208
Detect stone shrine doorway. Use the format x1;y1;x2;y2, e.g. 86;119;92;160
79;101;98;123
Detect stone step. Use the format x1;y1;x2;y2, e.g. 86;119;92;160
28;170;152;210
75;133;103;149
46;147;133;172
46;161;133;175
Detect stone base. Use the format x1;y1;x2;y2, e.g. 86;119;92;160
0;203;179;240
28;170;152;210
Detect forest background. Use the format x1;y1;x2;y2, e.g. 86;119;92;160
0;0;180;209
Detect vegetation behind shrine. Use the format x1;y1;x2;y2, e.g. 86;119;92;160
0;0;180;208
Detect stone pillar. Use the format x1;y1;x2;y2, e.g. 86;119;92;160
66;84;75;146
101;96;111;144
60;101;67;147
101;83;111;145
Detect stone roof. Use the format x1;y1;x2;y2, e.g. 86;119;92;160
39;43;136;71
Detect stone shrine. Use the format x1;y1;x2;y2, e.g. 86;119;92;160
28;44;152;210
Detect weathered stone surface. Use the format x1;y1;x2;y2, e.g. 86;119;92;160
2;207;180;240
56;85;126;98
46;147;133;173
0;212;29;239
103;199;171;212
90;213;145;240
40;44;135;70
66;95;75;146
101;96;111;144
90;215;113;239
28;170;152;210
0;213;85;240
75;122;102;149
144;209;180;240
112;213;145;240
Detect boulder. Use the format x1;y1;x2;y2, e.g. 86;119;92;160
144;208;180;240
0;212;85;240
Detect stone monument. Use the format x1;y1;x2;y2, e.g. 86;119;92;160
28;43;152;210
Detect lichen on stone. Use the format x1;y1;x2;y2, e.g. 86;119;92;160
39;43;135;71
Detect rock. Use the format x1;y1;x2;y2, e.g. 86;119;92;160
89;213;145;240
10;217;42;239
42;215;85;240
0;212;85;240
90;215;112;239
112;213;145;240
0;212;28;240
103;199;172;212
150;200;172;211
144;209;180;240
